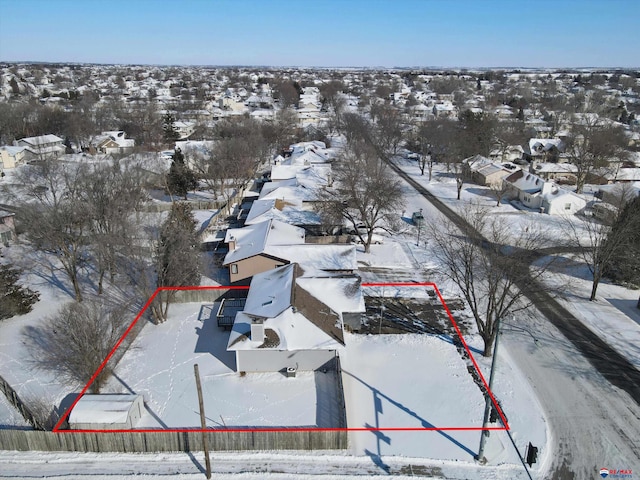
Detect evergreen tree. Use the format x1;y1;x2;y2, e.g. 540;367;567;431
163;112;180;142
166;148;197;199
0;263;40;320
151;202;202;323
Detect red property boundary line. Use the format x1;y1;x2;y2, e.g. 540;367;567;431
53;282;509;433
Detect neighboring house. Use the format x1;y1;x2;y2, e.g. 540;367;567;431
16;134;64;161
0;146;27;170
245;94;273;110
95;131;135;155
173;121;196;140
525;138;565;163
503;170;587;215
530;162;578;184
0;210;16;245
605;168;640;184
489;145;524;163
223;219;305;283
462;155;517;187
68;394;144;430
226;263;364;373
223;218;357;283
219;95;247;112
244;197;322;229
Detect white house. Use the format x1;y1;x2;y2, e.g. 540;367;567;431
503;170;587;215
16;134;64;161
69;394;144;430
0;145;27;170
227;264;364;373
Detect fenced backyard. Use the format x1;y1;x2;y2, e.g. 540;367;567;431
0;428;347;452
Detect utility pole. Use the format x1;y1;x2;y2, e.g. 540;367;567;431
194;364;211;479
476;315;501;463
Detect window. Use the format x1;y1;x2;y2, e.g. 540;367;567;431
231;264;238;274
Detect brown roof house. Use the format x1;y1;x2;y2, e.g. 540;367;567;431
462;155;517;187
227;263;364;374
223;219;305;283
223;219;357;284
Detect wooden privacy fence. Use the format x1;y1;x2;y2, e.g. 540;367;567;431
0;375;44;431
0;428;347;453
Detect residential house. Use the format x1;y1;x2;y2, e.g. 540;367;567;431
525;138;565;163
0;146;27;170
489;145;524;164
173;121;196;140
223;219;306;283
226;263;364;373
16;134;64;161
0;210;16;245
503;170;587;215
462;155;517;187
95;131;135;155
530;162;578;184
69;394;144;430
245;94;273;110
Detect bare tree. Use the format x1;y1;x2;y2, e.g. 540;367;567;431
318;141;404;253
79;158;148;293
14;160;91;301
564;190;640;300
429;204;552;356
371;103;404;157
22;299;131;393
565;115;630;194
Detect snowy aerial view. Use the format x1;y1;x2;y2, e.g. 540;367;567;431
1;1;640;479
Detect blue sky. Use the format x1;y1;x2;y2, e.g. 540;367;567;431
0;0;638;67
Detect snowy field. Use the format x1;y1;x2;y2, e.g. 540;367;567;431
342;333;484;459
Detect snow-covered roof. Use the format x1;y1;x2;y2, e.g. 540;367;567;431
533;162;578;174
243;263;295;319
505;170;546;194
244;198;322;226
227;264;357;352
69;394;141;425
223;219;305;265
17;134;63;146
271;165;303;181
296;276;365;314
259;184;319;202
260;179;298;197
0;145;26;155
267;244;357;274
528;138;563;155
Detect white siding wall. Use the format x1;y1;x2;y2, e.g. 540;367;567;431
236;350;336;373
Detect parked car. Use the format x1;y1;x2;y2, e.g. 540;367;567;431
412;210;425;226
352;233;384;245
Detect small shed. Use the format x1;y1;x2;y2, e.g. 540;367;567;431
69;394;144;430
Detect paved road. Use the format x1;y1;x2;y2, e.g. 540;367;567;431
388;160;640;478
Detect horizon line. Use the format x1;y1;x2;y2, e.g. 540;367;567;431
2;60;639;72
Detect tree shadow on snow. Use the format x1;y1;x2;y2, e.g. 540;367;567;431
342;369;476;468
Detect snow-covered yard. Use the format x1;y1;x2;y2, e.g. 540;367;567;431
102;302;343;429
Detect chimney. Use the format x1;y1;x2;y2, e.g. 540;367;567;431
327;172;333;187
251;318;265;343
228;236;236;251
